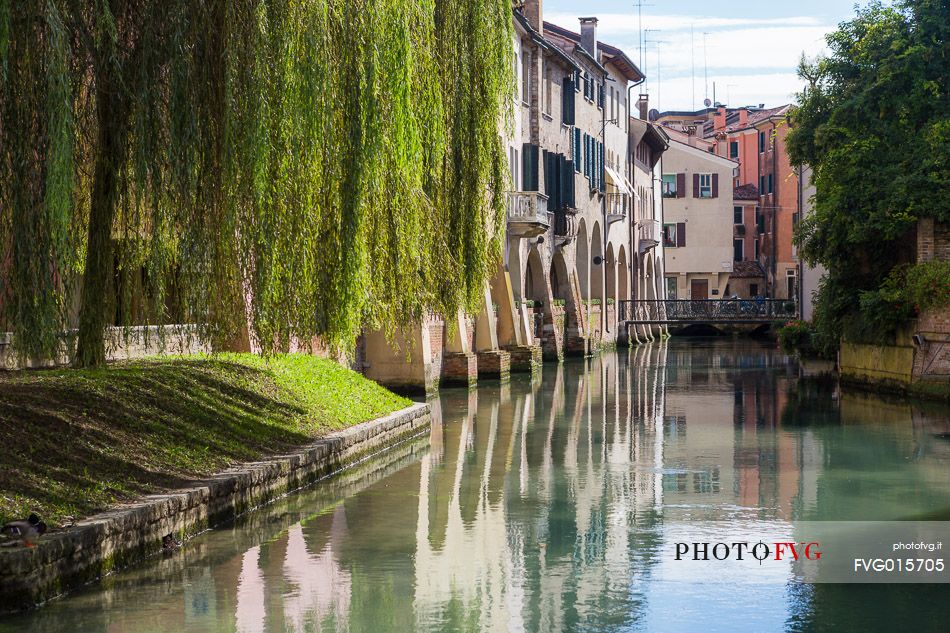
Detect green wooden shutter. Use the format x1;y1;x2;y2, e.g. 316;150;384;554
522;143;539;191
562;77;575;125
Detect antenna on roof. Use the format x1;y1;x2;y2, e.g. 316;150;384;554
632;0;654;72
703;32;710;106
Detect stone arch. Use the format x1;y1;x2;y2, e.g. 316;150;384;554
605;242;617;303
575;218;589;300
524;247;547;305
590;222;604;340
550;250;571;306
645;254;657;299
618;245;630;301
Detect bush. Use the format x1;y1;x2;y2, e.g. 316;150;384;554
778;320;816;356
900;261;950;313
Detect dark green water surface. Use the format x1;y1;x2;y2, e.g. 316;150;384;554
3;339;949;632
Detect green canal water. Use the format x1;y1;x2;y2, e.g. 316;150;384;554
3;339;950;633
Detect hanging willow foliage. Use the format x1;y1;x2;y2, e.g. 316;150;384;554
0;0;513;366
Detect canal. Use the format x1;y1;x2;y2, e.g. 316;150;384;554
3;339;949;632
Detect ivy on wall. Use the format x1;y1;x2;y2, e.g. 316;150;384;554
0;0;514;366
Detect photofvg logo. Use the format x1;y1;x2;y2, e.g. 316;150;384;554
662;522;950;584
674;541;822;563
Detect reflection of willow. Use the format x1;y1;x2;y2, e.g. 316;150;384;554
413;349;668;632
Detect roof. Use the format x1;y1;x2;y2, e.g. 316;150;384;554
731;261;767;279
712;105;793;136
629;118;669;166
542;21;645;82
734;184;759;200
513;10;581;72
665;136;739;168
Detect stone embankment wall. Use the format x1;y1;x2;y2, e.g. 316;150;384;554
0;325;209;370
0;403;430;613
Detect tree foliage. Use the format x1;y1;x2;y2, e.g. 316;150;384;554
787;0;949;347
0;0;513;366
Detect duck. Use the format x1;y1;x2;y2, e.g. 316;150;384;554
1;513;47;548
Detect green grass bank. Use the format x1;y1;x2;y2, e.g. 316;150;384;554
0;354;411;527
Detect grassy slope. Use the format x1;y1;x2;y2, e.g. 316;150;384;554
0;354;411;527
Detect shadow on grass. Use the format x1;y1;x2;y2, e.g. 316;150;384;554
0;360;315;526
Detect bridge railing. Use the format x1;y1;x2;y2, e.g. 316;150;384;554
619;299;798;323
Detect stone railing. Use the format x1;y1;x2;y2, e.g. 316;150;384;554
506;191;550;238
638;219;662;253
606;192;628;222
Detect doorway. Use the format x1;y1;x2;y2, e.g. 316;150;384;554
690;279;709;300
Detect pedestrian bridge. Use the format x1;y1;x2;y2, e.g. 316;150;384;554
619;299;798;325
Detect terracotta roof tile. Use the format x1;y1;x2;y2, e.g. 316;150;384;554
731;261;767;279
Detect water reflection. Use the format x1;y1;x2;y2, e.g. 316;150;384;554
3;340;950;633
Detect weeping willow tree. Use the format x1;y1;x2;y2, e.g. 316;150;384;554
0;0;513;367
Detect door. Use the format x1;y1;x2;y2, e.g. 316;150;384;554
690;279;709;300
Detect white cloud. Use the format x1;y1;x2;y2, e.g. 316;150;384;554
545;11;833;110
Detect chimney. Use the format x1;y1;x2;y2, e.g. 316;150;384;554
739;109;749;125
579;17;598;59
523;0;543;34
637;93;649;120
714;106;726;131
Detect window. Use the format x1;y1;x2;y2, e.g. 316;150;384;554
729;141;739;159
787;268;798;300
759;175;765;194
734;239;744;262
543;64;553;115
699;174;713;198
666;277;677;299
663;223;678;248
662;174;677;198
573;128;581;173
768;174;774;194
754;239;760;259
755;207;765;233
521;52;530;102
574;70;581;92
759;131;766;153
509;146;520;191
750;283;759;297
734;206;743;224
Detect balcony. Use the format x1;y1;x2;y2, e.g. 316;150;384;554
638;219;662;253
606;193;629;223
507;192;551;238
554;211;577;246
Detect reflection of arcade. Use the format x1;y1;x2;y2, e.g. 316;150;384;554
409;344;673;632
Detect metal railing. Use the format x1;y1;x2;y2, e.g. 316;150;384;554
619;299;798;324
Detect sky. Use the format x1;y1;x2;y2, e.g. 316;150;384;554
543;0;867;112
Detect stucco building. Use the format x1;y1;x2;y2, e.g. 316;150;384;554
659;130;737;300
657;104;802;301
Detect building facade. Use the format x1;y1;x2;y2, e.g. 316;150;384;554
659;131;738;301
